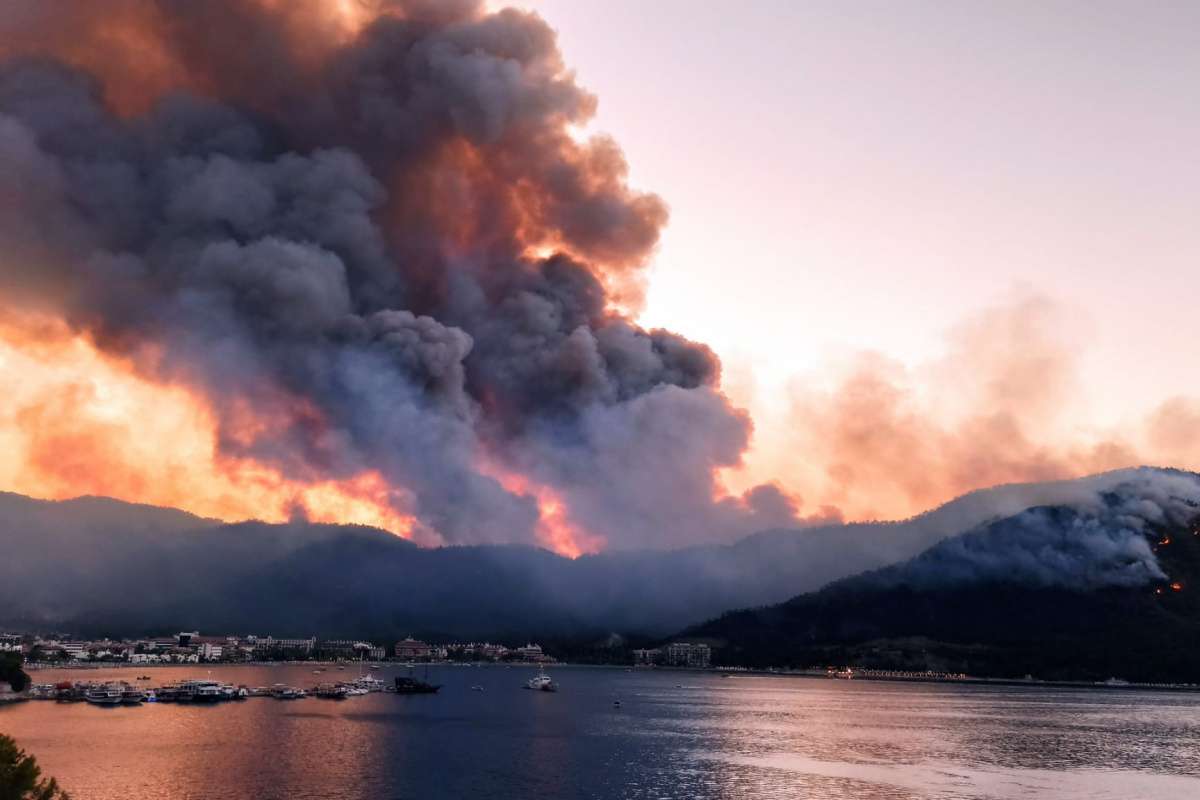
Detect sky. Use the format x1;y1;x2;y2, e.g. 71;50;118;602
517;0;1200;509
0;0;1197;548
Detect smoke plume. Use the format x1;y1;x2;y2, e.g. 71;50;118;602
0;0;795;550
773;294;1200;522
868;468;1200;590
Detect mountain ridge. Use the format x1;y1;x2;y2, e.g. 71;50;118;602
2;467;1190;642
682;468;1200;681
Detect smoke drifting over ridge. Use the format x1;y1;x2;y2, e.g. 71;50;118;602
766;294;1200;523
870;468;1200;591
0;0;797;550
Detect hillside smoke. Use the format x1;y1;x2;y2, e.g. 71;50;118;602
877;469;1200;590
0;0;796;548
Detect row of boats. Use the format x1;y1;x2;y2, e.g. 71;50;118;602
28;674;398;705
26;667;562;703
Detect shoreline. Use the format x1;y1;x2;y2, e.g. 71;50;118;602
23;660;1200;694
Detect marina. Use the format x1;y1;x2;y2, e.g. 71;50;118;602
25;670;431;708
4;663;1200;800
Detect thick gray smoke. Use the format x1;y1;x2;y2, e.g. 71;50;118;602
0;1;795;548
877;468;1200;590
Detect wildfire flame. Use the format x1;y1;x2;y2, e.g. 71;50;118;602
0;313;415;536
475;454;604;558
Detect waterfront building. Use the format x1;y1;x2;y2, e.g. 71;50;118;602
317;640;375;659
632;648;659;665
253;637;317;657
62;642;89;660
663;642;711;668
394;637;432;661
475;643;508;660
515;643;547;662
198;642;223;661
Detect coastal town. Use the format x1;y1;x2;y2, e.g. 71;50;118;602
0;630;711;670
0;628;715;708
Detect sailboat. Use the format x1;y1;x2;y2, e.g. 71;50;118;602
351;652;386;693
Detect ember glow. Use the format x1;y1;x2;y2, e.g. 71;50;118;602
476;456;604;557
0;313;415;537
2;0;1198;553
0;0;798;553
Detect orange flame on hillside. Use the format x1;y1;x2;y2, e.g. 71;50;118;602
0;313;416;536
475;455;604;558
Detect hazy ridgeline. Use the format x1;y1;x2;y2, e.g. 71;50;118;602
687;468;1200;680
1;467;1190;641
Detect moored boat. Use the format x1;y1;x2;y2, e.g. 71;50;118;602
85;684;124;706
270;684;302;699
350;675;386;693
315;683;348;699
393;675;440;694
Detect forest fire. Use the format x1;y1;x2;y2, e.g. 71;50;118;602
0;316;415;537
0;0;798;551
474;455;604;558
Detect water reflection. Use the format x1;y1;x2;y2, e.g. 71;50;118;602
2;665;1199;799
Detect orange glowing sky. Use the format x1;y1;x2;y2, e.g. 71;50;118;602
515;0;1200;518
0;313;416;536
2;1;1199;550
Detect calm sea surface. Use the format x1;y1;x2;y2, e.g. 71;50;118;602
3;664;1199;799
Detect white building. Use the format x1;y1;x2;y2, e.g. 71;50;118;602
130;653;163;664
198;643;223;661
515;644;545;661
663;642;711;668
62;642;89;660
632;648;659;665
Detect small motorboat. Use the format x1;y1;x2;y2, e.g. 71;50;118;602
524;665;558;693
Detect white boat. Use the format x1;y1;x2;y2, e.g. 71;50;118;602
182;680;223;702
524;665;558;692
85;684;124;706
350;675;386;693
348;654;386;693
28;684;56;700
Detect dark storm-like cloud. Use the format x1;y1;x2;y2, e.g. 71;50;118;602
0;1;791;548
